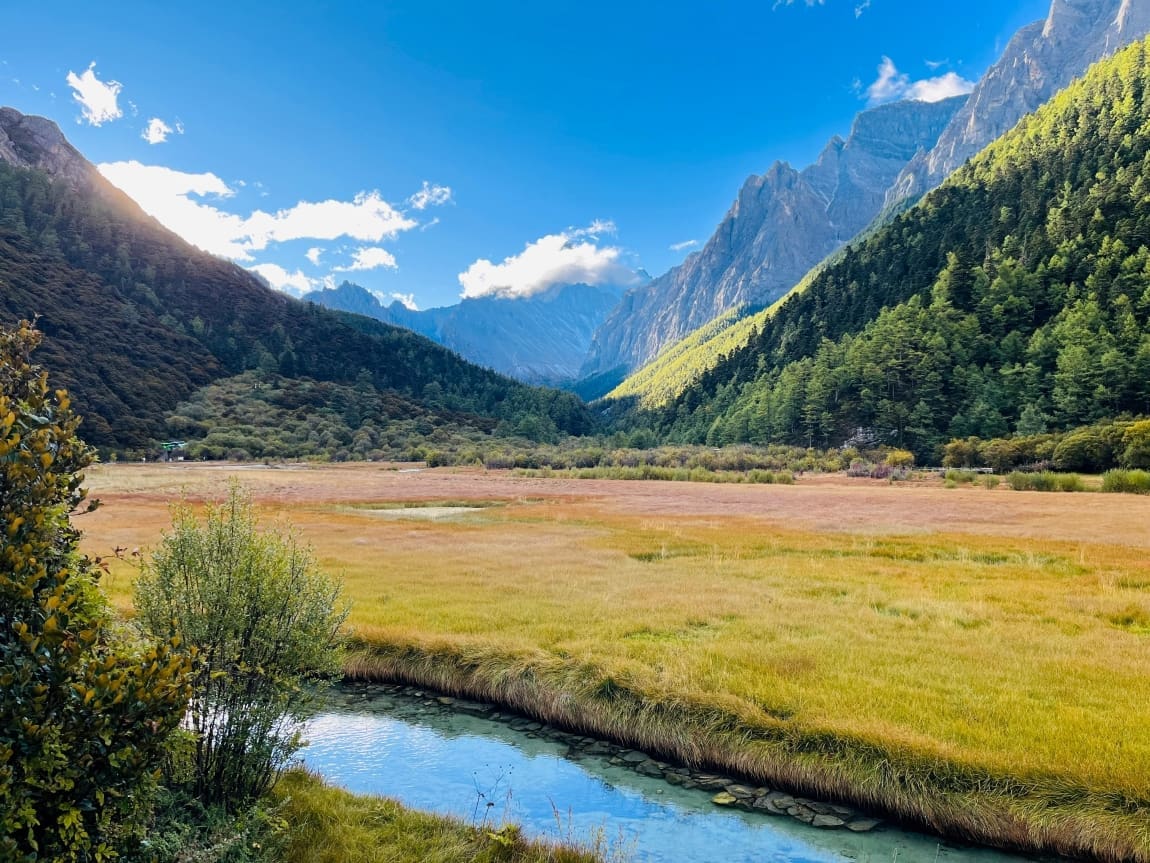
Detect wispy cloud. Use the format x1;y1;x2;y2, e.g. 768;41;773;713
854;0;871;17
65;62;122;126
863;57;975;106
389;292;418;310
669;239;699;252
249;263;314;296
141;117;180;144
305;247;324;265
333;246;399;272
458;221;640;299
408;181;452;210
772;0;825;8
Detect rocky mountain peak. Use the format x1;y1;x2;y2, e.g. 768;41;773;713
581;95;964;380
885;0;1150;209
0;107;94;188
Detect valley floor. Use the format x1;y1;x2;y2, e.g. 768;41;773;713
84;464;1150;863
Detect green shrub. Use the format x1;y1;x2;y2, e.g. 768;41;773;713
1007;471;1031;491
1052;429;1113;473
1056;473;1085;492
1120;420;1150;469
135;484;349;811
1029;472;1059;492
1102;469;1150;494
982;475;1001;489
0;322;192;861
945;469;976;484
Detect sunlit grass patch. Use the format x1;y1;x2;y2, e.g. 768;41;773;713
81;464;1150;862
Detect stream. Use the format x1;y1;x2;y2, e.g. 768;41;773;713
301;684;1038;863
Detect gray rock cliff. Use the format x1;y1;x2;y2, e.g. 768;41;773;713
583;96;965;378
885;0;1150;208
0;107;94;188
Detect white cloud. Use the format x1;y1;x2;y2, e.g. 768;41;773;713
333;246;399;272
142;117;177;144
390;292;419;310
669;239;699;252
772;0;824;8
864;57;975;106
408;181;452;210
65;62;123;126
854;0;871;16
458;222;639;299
305;247;324;265
249;263;315;296
98;160;420;261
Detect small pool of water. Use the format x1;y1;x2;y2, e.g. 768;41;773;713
301;688;1037;863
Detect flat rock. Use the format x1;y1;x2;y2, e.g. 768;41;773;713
812;814;847;829
620;750;650;763
711;792;738;806
847;818;882;833
693;775;733;790
637;760;665;777
724;784;759;799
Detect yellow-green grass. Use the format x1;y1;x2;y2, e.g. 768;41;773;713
82;464;1150;862
274;771;602;863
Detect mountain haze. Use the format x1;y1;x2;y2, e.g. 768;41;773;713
581;96;966;382
305;280;623;383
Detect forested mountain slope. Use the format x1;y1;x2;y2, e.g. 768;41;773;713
608;0;1150;413
643;37;1150;458
0;108;594;449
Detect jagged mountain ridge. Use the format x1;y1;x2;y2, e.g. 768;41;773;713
603;0;1150;411
0;107;595;449
304;280;623;384
885;0;1150;208
653;35;1150;457
582;95;966;381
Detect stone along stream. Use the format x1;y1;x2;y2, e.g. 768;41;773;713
302;684;1038;863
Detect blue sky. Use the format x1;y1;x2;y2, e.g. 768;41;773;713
0;0;1051;309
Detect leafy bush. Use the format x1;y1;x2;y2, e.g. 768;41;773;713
0;322;192;861
1102;469;1150;494
135;484;349;810
1056;473;1085;492
1052;429;1113;473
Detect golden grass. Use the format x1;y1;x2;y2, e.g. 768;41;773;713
274;770;601;863
82;464;1150;862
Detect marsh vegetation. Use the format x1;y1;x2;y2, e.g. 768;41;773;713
82;462;1150;863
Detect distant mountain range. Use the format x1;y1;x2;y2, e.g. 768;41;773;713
303;280;625;384
0;107;594;450
589;0;1150;393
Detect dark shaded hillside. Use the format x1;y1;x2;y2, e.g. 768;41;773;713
654;37;1150;457
0;116;595;449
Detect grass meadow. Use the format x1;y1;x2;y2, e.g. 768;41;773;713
82;464;1150;862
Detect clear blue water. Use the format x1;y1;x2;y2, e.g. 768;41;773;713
301;694;1036;863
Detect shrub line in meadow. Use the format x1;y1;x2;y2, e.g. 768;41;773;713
343;641;1149;863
